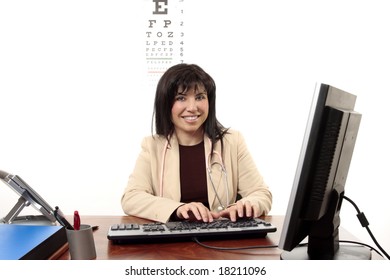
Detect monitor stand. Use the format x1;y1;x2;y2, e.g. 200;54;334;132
1;196;56;226
280;245;372;260
9;215;56;226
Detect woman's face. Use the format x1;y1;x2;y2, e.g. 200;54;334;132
171;84;209;143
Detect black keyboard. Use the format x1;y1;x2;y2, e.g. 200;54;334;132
107;218;276;244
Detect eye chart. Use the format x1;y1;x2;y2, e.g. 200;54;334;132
144;0;185;87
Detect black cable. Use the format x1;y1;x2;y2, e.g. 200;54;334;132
193;196;389;260
296;240;383;258
339;240;382;257
192;237;278;251
343;195;390;260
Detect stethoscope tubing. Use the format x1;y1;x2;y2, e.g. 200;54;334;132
159;137;229;211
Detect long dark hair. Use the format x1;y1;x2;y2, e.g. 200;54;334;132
152;63;228;151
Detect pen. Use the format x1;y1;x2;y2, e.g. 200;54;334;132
54;206;74;230
73;210;81;230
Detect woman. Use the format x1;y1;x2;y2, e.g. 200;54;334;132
121;63;272;223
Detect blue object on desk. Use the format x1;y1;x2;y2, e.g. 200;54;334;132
0;224;67;260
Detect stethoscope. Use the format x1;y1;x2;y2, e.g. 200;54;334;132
159;137;230;211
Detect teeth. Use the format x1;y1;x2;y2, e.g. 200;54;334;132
183;116;198;120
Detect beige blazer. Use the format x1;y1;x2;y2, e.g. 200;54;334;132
121;130;272;223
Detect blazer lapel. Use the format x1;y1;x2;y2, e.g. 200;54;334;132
162;136;181;201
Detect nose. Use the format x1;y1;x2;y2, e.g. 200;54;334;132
186;97;197;111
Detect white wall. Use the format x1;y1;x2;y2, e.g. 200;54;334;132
1;0;389;256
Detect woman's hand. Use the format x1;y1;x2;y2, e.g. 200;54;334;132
218;200;260;222
176;202;220;222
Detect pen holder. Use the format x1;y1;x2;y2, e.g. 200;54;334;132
66;224;97;260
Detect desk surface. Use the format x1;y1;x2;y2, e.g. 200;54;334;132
56;215;282;260
55;215;382;260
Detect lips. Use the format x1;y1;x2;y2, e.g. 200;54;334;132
182;115;199;121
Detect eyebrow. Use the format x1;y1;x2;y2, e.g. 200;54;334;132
176;90;207;96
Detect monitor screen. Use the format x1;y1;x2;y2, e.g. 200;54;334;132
278;83;371;260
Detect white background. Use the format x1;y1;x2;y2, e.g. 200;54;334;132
1;0;389;258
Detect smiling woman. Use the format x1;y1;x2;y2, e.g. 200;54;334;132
121;63;272;224
171;84;209;146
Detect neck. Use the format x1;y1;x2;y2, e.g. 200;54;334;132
175;129;204;146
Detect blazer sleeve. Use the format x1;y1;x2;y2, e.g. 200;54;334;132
233;131;272;216
121;137;183;223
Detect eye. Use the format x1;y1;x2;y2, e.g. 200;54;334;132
196;93;207;101
175;95;185;102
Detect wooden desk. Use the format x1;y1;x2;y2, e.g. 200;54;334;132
55;215;383;260
56;215;282;260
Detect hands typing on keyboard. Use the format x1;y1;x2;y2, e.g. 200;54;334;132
107;217;276;244
173;200;263;223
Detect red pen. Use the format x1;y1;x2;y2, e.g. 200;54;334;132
73;210;81;230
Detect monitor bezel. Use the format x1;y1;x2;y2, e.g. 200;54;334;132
278;83;370;259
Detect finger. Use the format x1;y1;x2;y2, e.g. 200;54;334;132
205;211;214;222
216;208;229;219
195;203;213;222
210;211;221;220
229;208;238;222
176;206;190;220
244;201;252;217
182;203;212;222
187;204;203;221
252;205;261;218
236;201;244;218
207;207;215;222
177;204;202;220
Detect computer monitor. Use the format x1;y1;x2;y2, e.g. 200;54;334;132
278;83;371;260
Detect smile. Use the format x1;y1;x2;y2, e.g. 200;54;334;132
182;115;199;121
